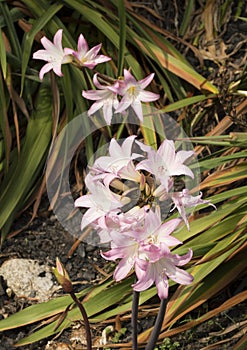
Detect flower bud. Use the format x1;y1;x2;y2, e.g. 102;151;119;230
139;173;146;191
53;257;73;293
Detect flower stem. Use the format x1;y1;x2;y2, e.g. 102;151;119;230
70;291;92;350
145;298;167;350
132;289;140;350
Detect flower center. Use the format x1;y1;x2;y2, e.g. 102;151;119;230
128;86;137;96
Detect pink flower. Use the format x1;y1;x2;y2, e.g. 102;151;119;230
91;135;141;184
101;207;182;283
114;70;160;121
74;174;129;231
82;74;119;125
136;139;195;191
101;230;141;281
97;206;147;244
140;207;182;247
171;189;216;230
33;29;73;80
133;249;193;299
72;34;111;69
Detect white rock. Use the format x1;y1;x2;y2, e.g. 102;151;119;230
0;258;57;302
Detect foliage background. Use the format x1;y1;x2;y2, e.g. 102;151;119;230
0;0;246;349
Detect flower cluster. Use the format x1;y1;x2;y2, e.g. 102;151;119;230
33;29;159;123
75;136;214;299
33;30;215;300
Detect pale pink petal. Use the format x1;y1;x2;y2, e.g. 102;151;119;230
82;55;111;70
176;150;195;163
138;73;155;89
33;49;51;60
167;266;193;285
122;135;137;155
102;102;114;124
53;29;63;51
83;89;110;101
114;257;134;281
123;69;137;85
108;138;123;158
87;101;104;115
101;247;125;261
80;207;105;230
172;249;193;266
39;63;54;80
77;34;89;55
155;274;169;299
115;94;132;114
138;90;160;102
85;43;102;59
74;194;94;208
131;101;143;121
93;73;105;89
40;36;56;51
53;64;63;77
158;140;176;165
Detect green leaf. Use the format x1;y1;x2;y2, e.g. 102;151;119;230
0;85;53;241
133;37;219;94
15;277;133;345
0;2;22;59
160;94;215;112
117;0;126;76
0;27;7;79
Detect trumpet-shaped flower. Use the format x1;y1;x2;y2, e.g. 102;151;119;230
171;189;216;230
91;135;141;183
101;230;141;281
97;205;147;244
72;34;111;69
75;175;129;230
33;29;73;80
101;207;182;283
140;207;182;247
133;249;193;299
136;139;195;191
114;70;160;121
82;74;119;125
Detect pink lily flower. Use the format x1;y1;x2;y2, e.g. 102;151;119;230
33;29;73;80
133;249;193;299
139;207;182;247
82;74;120;125
114;70;160;121
101;207;182;282
136;139;195;191
72;34;111;69
97;206;148;244
101;230;141;281
91;135;141;183
171;189;216;230
74;175;129;231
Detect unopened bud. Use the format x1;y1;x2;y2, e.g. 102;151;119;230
145;183;150;196
139;174;146;191
53;257;73;293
